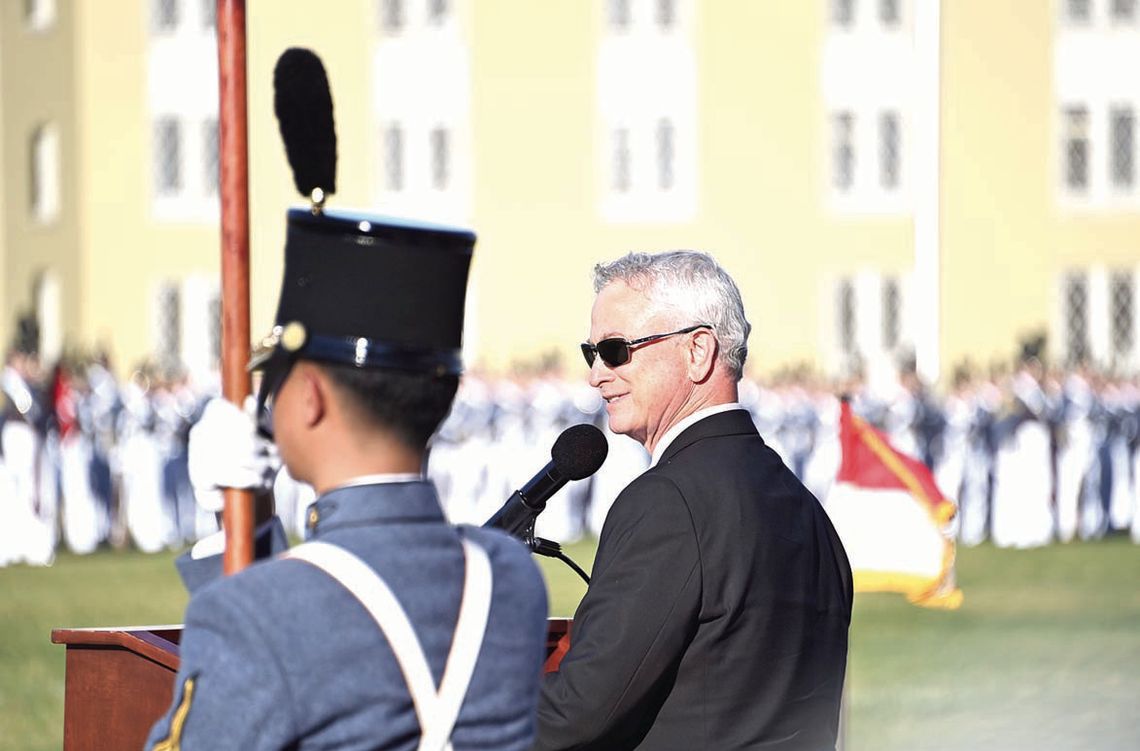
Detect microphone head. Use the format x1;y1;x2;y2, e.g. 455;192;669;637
551;424;609;481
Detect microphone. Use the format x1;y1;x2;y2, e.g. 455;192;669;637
483;423;608;538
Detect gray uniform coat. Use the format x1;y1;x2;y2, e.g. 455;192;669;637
146;480;548;751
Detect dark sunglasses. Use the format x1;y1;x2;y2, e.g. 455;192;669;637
581;324;712;368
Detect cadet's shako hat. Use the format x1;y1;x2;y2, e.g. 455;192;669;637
251;48;473;433
262;208;474;375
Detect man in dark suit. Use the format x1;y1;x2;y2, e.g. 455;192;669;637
535;251;853;751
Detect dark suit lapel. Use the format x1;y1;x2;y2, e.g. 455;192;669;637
658;408;758;465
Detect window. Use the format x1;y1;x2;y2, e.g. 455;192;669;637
612;127;631;192
657;118;675;191
1112;0;1137;21
208;292;222;363
609;0;631;32
1065;0;1091;23
155;117;182;196
1110;271;1134;362
380;0;404;32
201;0;215;29
838;279;856;355
156;282;182;369
879;110;900;189
428;0;448;24
203;118;219;196
832;0;855;28
1063;106;1090;191
30;124;61;223
1110;106;1135;189
1064;273;1090;365
832;111;855;191
384;124;404;191
656;0;676;29
24;0;56;31
879;0;900;26
882;277;900;350
430;126;450;190
153;0;180;33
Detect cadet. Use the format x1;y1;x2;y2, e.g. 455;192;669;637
146;49;548;750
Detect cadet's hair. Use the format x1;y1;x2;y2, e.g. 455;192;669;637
321;365;459;450
593;251;751;380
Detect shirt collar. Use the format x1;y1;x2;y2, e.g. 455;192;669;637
650;402;744;467
328;472;424;490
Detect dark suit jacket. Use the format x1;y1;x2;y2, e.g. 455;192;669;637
535;409;853;750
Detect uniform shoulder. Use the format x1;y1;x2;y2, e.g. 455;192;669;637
458;526;548;620
186;553;306;620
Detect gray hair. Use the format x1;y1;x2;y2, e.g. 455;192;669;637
593;250;751;379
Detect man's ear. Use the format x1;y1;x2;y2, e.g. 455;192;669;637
686;328;718;384
296;363;328;429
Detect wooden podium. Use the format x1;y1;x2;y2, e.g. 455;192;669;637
52;619;572;751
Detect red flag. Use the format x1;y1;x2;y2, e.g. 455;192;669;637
826;399;963;609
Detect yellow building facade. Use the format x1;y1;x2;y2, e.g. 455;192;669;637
1;0;1138;386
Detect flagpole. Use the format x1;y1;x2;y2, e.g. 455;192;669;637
216;0;255;575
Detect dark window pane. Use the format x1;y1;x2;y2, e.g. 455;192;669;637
154;0;179;32
1111;271;1134;361
833;111;855;191
381;0;404;31
1110;107;1135;188
880;111;900;189
203;118;219;196
1065;273;1089;366
882;277;900;350
385;124;404;191
155;117;182;195
157;282;182;369
1066;0;1091;22
839;279;856;354
612;127;631;192
1112;0;1136;21
880;0;899;26
609;0;631;31
1064;106;1089;191
833;0;855;28
428;0;448;24
657;118;675;191
430;127;449;190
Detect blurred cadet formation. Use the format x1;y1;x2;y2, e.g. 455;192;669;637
2;338;1139;567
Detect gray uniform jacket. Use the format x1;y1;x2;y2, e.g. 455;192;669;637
146;480;549;751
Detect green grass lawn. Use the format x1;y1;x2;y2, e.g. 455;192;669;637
1;538;1137;750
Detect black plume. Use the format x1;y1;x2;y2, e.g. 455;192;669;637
273;48;337;199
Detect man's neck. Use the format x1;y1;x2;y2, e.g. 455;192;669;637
644;381;738;456
649;401;744;467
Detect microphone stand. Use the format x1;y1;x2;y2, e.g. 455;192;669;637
517;520;591;585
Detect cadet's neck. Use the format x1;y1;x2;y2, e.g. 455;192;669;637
306;427;424;496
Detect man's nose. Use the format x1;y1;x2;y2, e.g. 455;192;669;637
588;357;611;388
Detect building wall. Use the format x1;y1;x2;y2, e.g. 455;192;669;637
4;1;1139;383
0;0;80;361
941;0;1140;373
